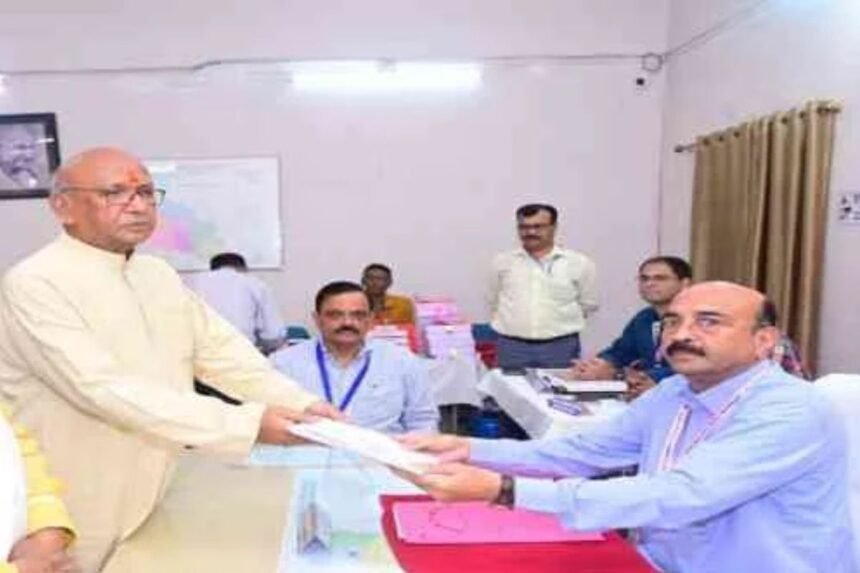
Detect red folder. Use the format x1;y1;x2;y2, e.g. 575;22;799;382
380;495;656;573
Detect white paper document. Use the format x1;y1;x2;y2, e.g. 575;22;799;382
287;419;438;475
537;369;628;393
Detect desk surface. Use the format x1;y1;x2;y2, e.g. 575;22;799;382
480;370;626;438
104;458;293;573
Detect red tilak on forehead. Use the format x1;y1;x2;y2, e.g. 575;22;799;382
121;164;150;183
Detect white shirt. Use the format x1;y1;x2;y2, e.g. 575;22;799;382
191;268;284;345
0;414;27;560
488;246;598;339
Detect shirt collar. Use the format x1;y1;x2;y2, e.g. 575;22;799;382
516;245;564;261
57;232;134;271
317;338;371;367
679;360;773;414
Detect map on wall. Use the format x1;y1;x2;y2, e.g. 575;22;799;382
140;157;283;270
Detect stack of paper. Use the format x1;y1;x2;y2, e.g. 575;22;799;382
392;500;604;544
414;297;462;327
287;419;439;475
423;323;476;359
367;324;420;353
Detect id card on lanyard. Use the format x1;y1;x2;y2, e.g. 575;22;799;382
315;342;373;411
656;366;769;473
0;416;27;559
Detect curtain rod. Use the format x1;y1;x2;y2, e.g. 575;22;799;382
673;102;842;153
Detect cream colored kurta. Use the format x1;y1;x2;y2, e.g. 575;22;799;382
0;234;317;572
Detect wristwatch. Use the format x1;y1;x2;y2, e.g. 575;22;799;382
492;474;515;508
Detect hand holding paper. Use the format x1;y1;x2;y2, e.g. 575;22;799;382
404;462;503;503
287;419;438;474
397;433;471;463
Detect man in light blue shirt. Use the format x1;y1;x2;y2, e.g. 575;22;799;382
270;281;438;434
401;282;855;573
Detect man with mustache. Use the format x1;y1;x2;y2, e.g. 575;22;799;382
270;281;438;433
488;203;598;370
0;125;48;191
399;282;853;573
571;256;692;400
0;147;340;572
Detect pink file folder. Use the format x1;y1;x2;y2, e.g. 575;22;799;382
392;501;604;544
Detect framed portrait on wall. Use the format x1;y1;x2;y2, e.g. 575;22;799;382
0;113;61;199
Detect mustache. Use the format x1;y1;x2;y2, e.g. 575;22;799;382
665;341;706;357
335;326;360;335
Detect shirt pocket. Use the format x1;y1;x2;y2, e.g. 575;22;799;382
352;379;404;425
547;274;578;304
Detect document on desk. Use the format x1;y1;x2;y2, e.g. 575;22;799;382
392;501;604;544
537;369;628;394
288;419;438;475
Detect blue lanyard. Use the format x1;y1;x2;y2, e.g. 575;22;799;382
315;342;372;411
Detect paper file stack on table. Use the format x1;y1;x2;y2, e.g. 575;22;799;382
414;296;462;327
423;323;477;360
367;323;421;353
413;296;477;359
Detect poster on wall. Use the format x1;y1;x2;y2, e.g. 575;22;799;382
837;192;860;225
0;113;61;199
140;156;283;270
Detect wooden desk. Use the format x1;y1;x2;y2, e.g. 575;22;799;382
104;458;293;573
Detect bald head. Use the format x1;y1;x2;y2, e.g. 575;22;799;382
671;281;768;321
53;147;145;192
49;147;158;254
661;281;779;391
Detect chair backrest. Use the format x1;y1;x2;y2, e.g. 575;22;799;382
816;373;860;568
471;323;498;343
285;325;311;340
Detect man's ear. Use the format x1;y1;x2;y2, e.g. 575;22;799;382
48;192;74;225
753;326;781;360
312;311;322;332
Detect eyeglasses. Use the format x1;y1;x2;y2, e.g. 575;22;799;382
321;310;370;322
638;274;675;283
61;185;166;207
517;223;554;232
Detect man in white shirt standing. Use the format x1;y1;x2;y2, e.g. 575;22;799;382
191;253;285;353
488;203;598;370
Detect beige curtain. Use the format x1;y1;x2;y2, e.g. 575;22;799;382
690;100;839;373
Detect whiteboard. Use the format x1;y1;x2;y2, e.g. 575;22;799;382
140;156;283;270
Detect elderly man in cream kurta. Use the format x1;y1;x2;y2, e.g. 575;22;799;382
0;147;339;572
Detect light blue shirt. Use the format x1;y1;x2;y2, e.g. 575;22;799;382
470;361;855;573
270;339;439;434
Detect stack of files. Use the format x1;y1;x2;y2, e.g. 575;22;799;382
392;500;603;544
367;324;420;353
423;323;476;359
414;296;462;327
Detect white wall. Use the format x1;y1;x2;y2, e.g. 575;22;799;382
660;0;860;373
0;1;671;352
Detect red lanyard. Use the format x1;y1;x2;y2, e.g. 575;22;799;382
656;366;769;472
